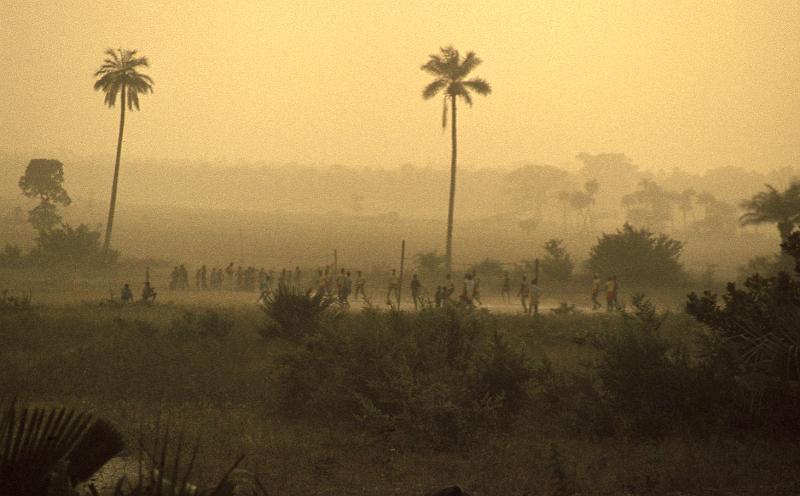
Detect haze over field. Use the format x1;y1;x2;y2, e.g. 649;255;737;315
2;0;799;172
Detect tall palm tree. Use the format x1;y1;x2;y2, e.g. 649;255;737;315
740;182;800;241
421;46;491;271
94;48;153;254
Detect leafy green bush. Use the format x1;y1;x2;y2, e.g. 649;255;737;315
270;307;537;448
587;223;685;285
169;309;234;340
687;232;800;430
597;295;738;437
27;223;118;267
541;239;574;281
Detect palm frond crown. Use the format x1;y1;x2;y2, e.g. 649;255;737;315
93;48;154;110
420;46;491;128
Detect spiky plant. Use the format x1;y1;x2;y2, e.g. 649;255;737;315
421;46;491;271
259;284;334;342
0;400;123;496
110;421;265;496
94;48;154;254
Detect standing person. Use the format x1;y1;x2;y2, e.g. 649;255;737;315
278;268;287;291
434;286;444;308
225;262;235;290
195;267;202;290
444;273;456;306
410;273;422;310
200;265;208;290
606;276;617;312
518;275;529;314
179;264;189;290
591;273;602;310
462;273;476;308
354;270;367;300
169;267;178;290
386;269;400;306
501;271;511;304
235;266;244;291
141;281;157;303
336;269;346;295
294;266;302;290
473;273;483;306
339;271;353;308
121;283;133;303
529;278;542;316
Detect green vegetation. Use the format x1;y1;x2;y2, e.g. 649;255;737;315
587;223;685;285
540;239;574;282
3;286;800;493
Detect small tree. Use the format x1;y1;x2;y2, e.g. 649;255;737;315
587;223;685;284
541;239;574;281
18;159;71;231
415;251;448;277
28;224;117;267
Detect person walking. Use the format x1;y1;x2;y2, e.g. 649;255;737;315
529;278;542;316
501;271;511;304
410;273;422;310
462;272;476;308
518;275;529;314
606;276;617;312
386;269;400;306
354;270;367;300
121;283;133;303
591;273;602;310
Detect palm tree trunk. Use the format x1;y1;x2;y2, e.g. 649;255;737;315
445;96;457;272
103;86;126;255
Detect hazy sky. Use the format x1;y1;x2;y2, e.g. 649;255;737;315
1;0;798;171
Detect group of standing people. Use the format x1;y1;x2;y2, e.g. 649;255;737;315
592;274;620;312
122;262;624;315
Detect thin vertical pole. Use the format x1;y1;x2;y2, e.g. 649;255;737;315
334;249;338;273
398;240;406;307
534;258;539;282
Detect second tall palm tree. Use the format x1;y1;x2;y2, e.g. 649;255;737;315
94;48;153;255
421;46;491;272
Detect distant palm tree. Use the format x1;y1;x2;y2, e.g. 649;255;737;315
740;182;800;241
94;48;153;254
421;46;491;271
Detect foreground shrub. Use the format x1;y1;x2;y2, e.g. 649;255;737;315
258;285;333;343
169;309;234;340
0;400;123;496
270;307;537;448
598;295;737;437
688;232;800;431
540;239;574;282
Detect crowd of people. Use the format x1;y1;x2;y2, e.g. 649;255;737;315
118;263;623;314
